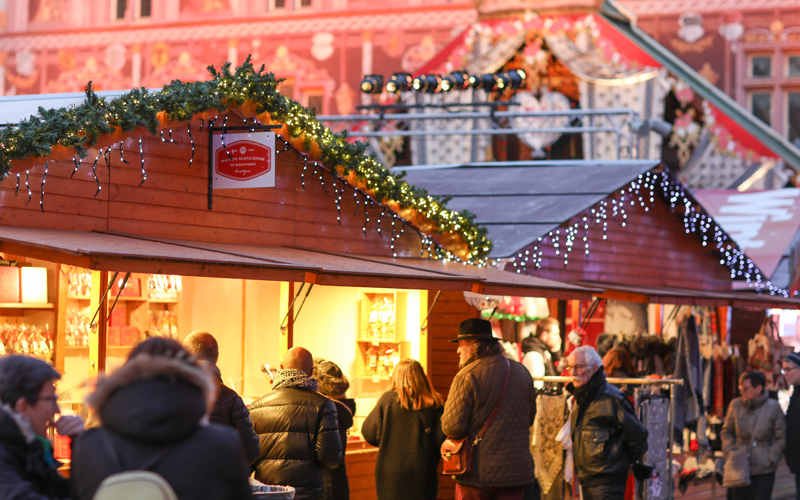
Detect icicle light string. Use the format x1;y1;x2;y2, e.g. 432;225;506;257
119;142;130;164
377;207;386;236
39;161;48;213
25;171;30;203
91;149;102;196
198;119;206;132
138;137;146;187
221;115;232;160
508;170;793;297
301;154;308;189
71;156;80;178
187;124;195;169
14;173;19;197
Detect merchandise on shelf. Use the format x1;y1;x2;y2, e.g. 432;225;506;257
66;266;92;297
363;344;401;378
149;309;178;338
66;306;91;346
0;323;53;360
365;297;396;340
148;275;182;300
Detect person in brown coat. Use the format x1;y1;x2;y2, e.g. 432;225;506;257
441;318;537;500
722;371;786;500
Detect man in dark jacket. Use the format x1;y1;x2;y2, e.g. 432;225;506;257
249;347;343;500
442;318;537;500
522;317;562;388
566;346;648;500
781;352;800;499
183;330;260;465
0;355;85;500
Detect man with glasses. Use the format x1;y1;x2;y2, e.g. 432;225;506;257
567;346;648;500
782;352;800;499
0;355;85;499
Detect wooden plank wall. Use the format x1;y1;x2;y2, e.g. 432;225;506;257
506;195;734;292
0;112;424;259
426;290;479;500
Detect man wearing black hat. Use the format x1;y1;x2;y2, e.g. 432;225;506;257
442;318;537;500
782;352;800;499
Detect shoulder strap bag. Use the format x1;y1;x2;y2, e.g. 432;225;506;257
722;404;768;489
441;359;511;476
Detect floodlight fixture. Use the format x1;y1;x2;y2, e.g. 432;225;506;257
386;72;413;93
361;74;384;94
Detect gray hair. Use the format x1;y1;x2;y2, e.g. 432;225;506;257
571;346;603;367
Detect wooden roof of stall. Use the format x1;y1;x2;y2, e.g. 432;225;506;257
0;108;598;298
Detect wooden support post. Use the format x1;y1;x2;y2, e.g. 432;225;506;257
419;289;428;375
53;264;67;372
89;270;108;376
278;281;295;360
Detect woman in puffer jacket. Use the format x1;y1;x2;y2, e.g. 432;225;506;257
71;337;253;500
721;371;786;500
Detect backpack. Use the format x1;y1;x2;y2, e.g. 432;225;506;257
91;428;179;500
93;471;178;500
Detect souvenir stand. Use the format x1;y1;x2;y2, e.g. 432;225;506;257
0;59;604;500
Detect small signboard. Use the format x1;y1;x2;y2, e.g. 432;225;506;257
211;131;276;190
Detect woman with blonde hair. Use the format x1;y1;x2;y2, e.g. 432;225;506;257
362;359;445;500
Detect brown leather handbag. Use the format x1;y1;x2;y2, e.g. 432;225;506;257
441;359;511;475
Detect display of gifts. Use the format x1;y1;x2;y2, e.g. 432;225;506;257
109;303;127;328
66;266;92;297
0;267;20;303
0;323;53;360
20;267;48;303
149;309;178;337
108;327;122;347
148;275;182;300
66;306;91;346
365;297;396;340
111;277;141;298
120;327;139;347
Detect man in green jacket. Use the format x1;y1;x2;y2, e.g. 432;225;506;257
566;346;648;500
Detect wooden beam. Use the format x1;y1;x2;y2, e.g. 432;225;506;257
53;264;67;373
596;290;650;304
89;270;109;376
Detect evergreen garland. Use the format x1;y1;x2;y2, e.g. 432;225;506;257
0;57;491;263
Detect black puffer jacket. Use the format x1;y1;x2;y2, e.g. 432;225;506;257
0;404;70;500
322;398;355;500
568;368;648;487
249;387;343;500
204;362;261;465
71;355;253;500
786;386;800;473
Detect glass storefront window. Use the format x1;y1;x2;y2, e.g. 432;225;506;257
788;92;800;148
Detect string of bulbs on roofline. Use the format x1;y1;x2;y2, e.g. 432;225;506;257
361;70;527;94
509;171;796;298
2;117;477;266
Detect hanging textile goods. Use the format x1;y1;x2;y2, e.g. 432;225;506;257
533;376;684;500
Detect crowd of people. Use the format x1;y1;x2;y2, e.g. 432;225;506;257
3;316;800;500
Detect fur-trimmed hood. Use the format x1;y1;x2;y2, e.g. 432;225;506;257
87;354;218;444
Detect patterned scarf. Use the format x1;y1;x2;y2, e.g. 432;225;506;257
273;369;319;391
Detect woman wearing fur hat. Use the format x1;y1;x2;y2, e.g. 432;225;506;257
0;355;85;500
70;337;253;500
312;359;356;500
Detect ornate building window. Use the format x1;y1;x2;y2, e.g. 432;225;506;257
735;27;800;146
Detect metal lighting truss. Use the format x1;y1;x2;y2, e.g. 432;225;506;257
318;103;642;165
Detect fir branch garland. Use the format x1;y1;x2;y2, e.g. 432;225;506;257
0;57;492;263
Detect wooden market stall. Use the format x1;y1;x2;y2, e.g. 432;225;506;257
0;61;602;500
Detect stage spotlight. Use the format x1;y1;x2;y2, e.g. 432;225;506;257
361;74;384;94
413;74;442;93
386;72;412;93
478;73;499;92
509;69;527;89
442;72;469;91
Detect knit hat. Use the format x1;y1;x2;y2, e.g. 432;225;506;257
785;352;800;368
